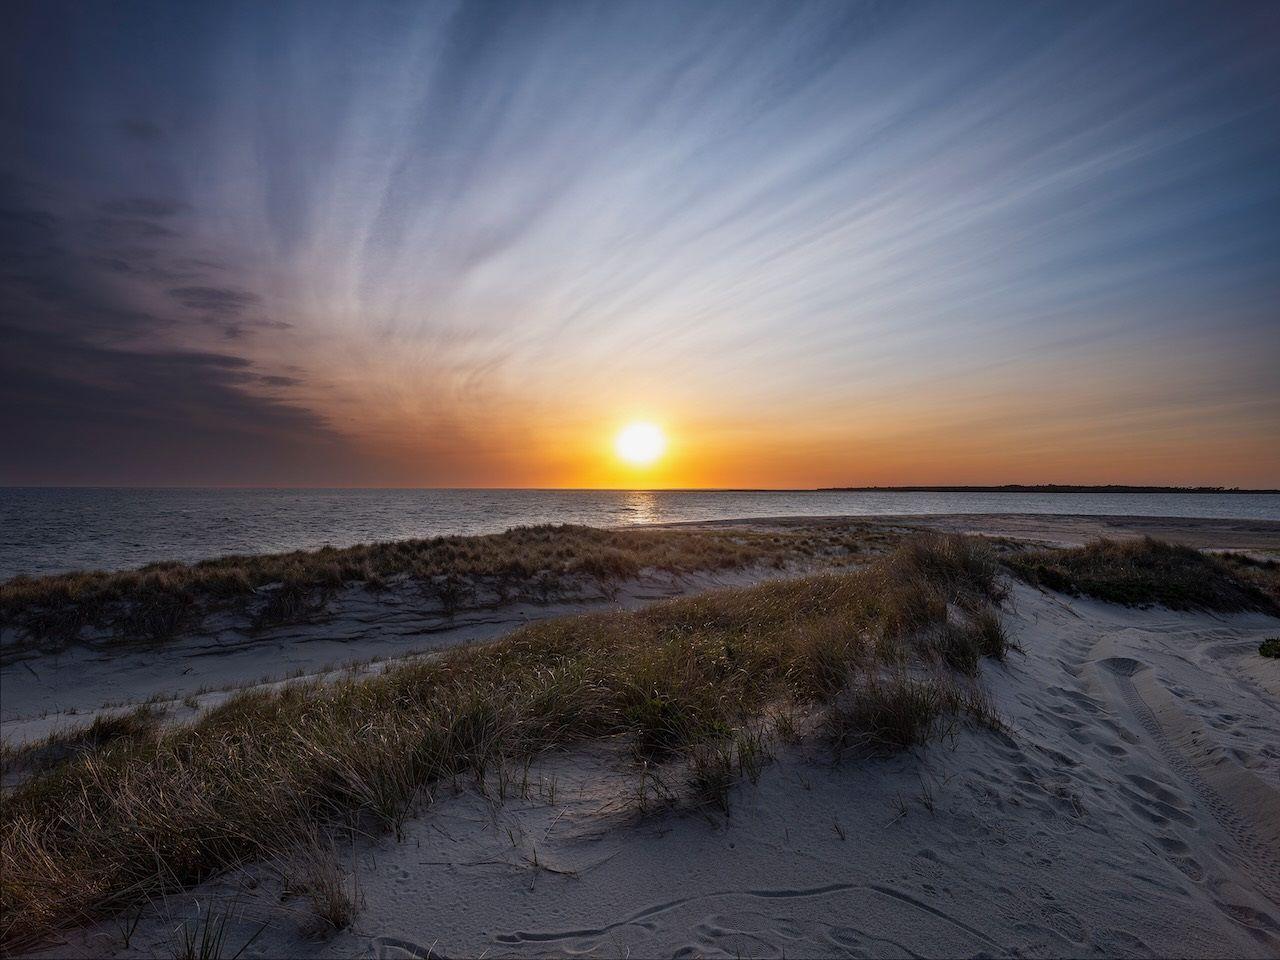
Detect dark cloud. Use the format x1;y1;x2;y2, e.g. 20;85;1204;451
118;118;163;142
0;324;342;484
90;216;177;242
88;253;215;283
100;198;186;218
0;176;341;485
0;205;57;235
168;285;262;317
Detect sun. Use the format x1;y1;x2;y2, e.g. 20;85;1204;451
615;422;666;466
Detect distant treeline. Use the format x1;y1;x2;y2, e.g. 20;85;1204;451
819;485;1280;494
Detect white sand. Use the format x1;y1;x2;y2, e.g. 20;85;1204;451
8;513;1277;746
21;580;1280;959
0;567;785;748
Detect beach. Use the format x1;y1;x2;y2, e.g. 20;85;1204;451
2;515;1278;958
9;2;1279;955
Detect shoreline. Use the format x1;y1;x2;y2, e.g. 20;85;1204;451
4;531;1278;958
5;512;1280;585
5;485;1280;580
5;514;1277;737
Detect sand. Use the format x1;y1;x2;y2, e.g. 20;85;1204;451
659;513;1280;554
5;515;1280;958
7;513;1277;747
0;566;790;749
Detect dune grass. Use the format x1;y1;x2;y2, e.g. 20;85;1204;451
0;523;871;654
1005;537;1280;614
0;705;167;778
0;535;1009;949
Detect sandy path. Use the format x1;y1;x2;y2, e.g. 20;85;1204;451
0;566;792;747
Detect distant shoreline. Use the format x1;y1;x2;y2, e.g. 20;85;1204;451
818;485;1280;494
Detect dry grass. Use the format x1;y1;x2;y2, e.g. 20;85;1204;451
1005;537;1280;614
0;705;166;777
1218;553;1280;609
1;524;870;653
827;668;1000;756
282;829;362;936
166;902;262;960
0;534;1008;950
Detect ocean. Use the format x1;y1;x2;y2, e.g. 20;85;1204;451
2;487;1278;579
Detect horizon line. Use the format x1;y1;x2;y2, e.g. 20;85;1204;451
3;484;1278;494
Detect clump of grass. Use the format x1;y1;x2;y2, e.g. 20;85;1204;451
168;903;262;960
1218;553;1280;609
967;605;1017;659
686;725;772;815
921;607;1019;677
826;669;997;756
1006;537;1280;614
687;742;736;814
1;524;873;652
0;704;166;776
1260;638;1280;659
0;535;1007;950
283;830;362;936
252;580;330;629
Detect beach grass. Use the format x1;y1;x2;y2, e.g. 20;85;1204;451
0;704;167;778
0;534;1007;949
1;523;873;653
1004;536;1280;614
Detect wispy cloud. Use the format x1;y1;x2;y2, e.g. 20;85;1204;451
2;0;1277;485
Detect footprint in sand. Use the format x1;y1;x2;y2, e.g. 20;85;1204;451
1153;835;1205;881
366;936;449;959
1212;900;1280;939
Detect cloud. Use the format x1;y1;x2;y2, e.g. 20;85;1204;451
2;0;1278;485
0;176;344;484
167;285;262;317
118;118;163;142
0;324;343;484
258;374;303;388
100;198;186;218
90;215;176;242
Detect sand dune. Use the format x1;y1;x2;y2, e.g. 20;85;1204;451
19;577;1279;959
0;566;789;750
9;513;1276;749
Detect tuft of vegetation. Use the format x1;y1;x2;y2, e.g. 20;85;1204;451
1005;537;1280;614
283;830;362;936
0;535;1008;950
1260;638;1280;659
0;705;166;777
167;903;262;960
686;726;771;815
826;668;1000;756
1;524;873;654
1218;553;1280;610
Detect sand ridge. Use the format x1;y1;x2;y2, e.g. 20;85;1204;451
22;581;1280;959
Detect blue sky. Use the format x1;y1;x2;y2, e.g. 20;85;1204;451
2;1;1278;486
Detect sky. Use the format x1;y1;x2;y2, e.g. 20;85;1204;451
2;0;1278;488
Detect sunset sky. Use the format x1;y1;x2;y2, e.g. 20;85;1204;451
3;0;1278;488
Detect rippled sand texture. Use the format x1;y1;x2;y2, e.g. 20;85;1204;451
16;573;1279;958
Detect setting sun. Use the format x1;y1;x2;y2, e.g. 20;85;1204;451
615;422;666;466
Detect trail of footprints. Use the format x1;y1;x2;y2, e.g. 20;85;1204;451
1104;657;1280;911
